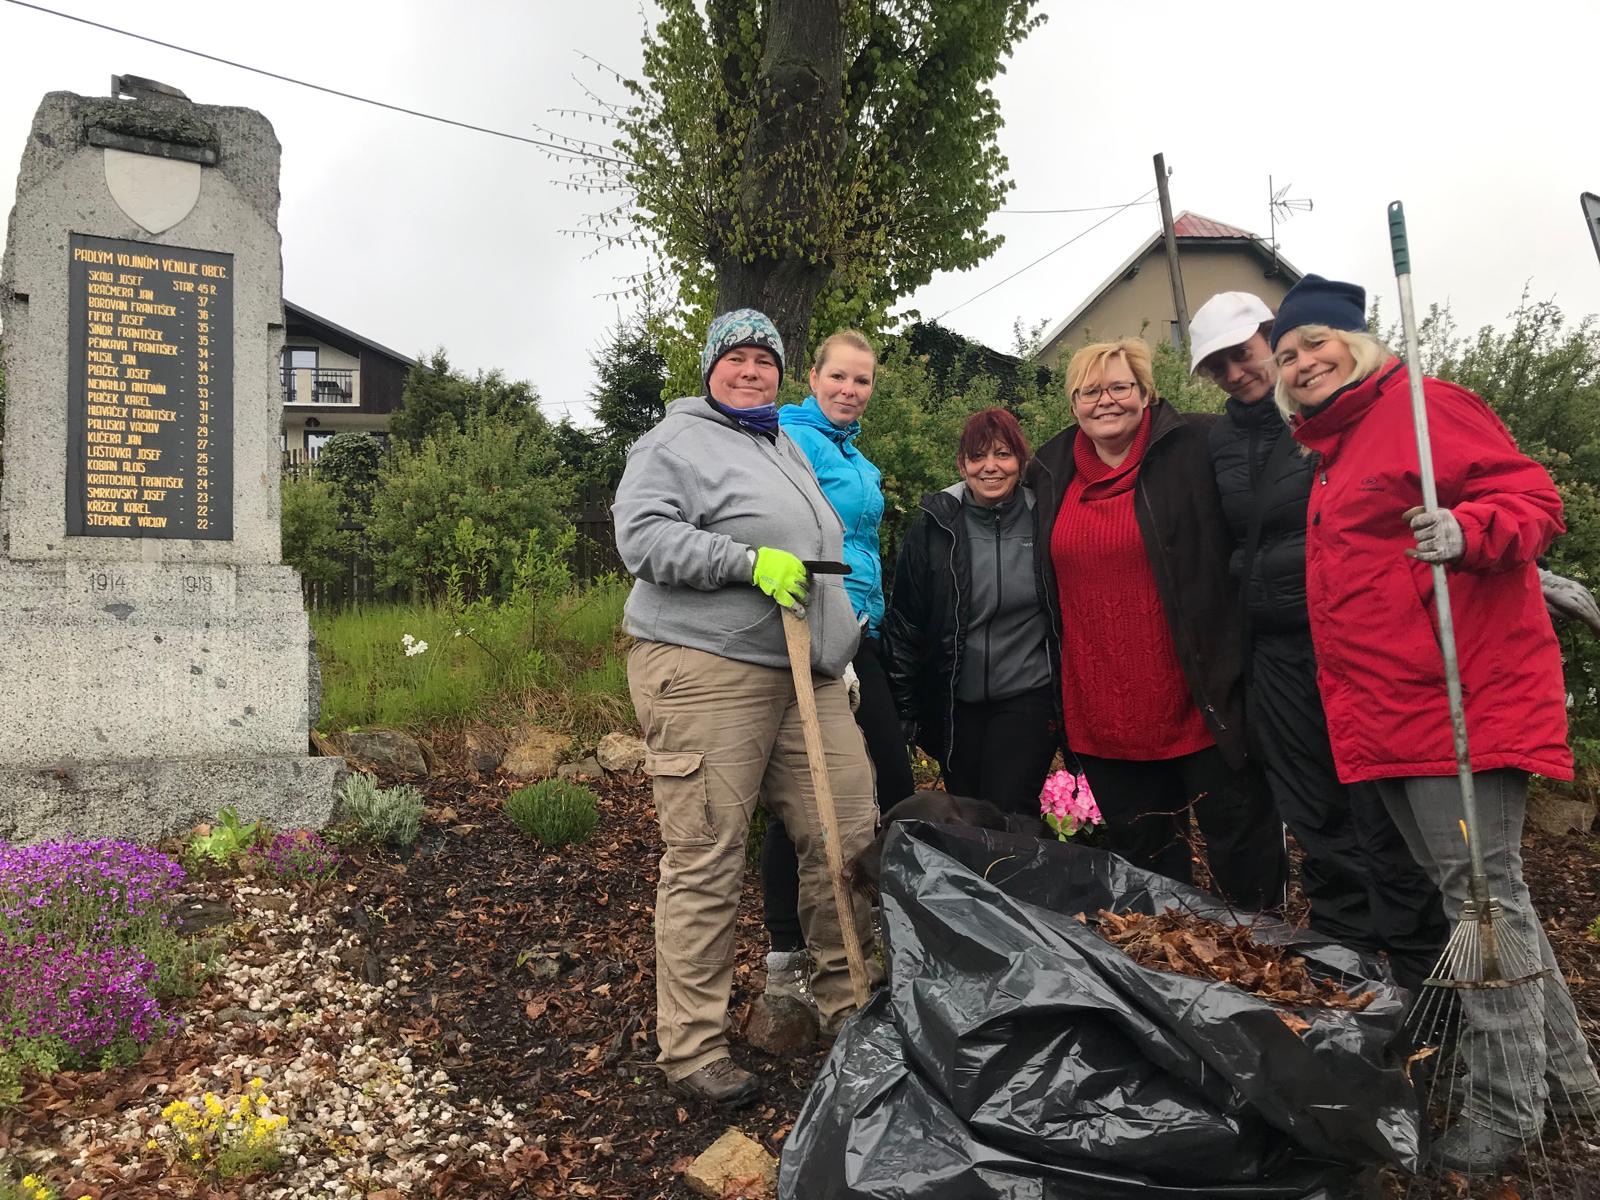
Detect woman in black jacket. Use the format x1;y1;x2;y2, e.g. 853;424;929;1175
882;408;1058;818
1192;290;1445;989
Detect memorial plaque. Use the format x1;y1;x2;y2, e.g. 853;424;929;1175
65;232;234;539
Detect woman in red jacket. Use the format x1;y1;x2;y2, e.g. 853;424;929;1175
1272;274;1600;1172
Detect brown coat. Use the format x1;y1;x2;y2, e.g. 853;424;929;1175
1027;400;1250;768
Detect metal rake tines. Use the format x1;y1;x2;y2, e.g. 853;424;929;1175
1399;900;1600;1197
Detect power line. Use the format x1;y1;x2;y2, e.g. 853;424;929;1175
1;0;625;162
933;188;1156;322
999;200;1158;215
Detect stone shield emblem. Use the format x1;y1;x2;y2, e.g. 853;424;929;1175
103;147;202;234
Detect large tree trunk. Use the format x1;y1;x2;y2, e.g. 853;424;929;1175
712;0;845;371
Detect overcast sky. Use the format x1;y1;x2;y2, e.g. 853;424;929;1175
3;0;1598;425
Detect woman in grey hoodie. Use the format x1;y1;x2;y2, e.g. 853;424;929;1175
612;309;881;1106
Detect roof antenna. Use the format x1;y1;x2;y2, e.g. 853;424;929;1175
1267;175;1313;277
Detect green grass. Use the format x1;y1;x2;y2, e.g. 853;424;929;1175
311;577;633;737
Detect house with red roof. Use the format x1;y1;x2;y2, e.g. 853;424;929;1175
1035;212;1302;367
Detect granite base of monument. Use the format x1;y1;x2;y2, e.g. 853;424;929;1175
0;559;341;842
0;85;342;843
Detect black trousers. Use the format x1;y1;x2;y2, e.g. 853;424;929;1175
941;685;1060;820
1076;745;1288;912
763;636;916;952
1249;632;1447;991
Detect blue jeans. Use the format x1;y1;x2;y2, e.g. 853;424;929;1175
1374;769;1599;1136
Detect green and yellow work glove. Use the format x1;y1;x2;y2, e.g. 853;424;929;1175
751;547;809;608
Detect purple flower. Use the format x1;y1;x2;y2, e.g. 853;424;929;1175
243;830;339;883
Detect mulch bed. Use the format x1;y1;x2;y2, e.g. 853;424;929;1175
351;772;1600;1199
346;772;829;1199
5;771;1597;1198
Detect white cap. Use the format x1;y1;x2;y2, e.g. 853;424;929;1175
1188;291;1275;373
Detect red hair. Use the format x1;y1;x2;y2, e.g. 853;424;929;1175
957;408;1031;473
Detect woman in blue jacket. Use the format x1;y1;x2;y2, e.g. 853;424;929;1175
764;331;914;1008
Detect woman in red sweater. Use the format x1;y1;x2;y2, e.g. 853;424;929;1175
1028;338;1285;910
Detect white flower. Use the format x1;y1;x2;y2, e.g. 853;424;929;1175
401;633;415;647
405;640;429;657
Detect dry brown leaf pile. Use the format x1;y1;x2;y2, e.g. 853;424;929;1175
1085;908;1378;1017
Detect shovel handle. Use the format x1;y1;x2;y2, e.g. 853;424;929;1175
1388;201;1411;277
780;607;872;1008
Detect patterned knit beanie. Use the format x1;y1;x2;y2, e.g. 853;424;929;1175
700;308;786;392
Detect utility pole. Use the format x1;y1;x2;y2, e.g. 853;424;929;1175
1153;152;1189;347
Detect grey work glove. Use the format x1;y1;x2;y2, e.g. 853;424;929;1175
1401;505;1466;563
1541;568;1600;636
843;661;862;712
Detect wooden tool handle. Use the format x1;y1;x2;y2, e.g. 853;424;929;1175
781;607;871;1008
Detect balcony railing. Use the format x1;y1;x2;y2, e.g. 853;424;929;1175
281;367;358;406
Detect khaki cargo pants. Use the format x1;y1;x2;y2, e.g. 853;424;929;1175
628;640;882;1081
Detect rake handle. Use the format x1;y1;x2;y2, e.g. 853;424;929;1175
1389;201;1490;903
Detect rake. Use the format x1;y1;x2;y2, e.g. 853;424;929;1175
1388;201;1600;1196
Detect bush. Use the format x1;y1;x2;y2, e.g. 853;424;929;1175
506;780;600;848
338;773;423;847
280;473;349;590
365;409;575;602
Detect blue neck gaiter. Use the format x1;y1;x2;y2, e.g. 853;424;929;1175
706;397;780;439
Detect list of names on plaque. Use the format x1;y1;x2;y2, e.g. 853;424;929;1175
66;232;234;539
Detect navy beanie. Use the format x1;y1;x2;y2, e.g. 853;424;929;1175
1269;274;1367;350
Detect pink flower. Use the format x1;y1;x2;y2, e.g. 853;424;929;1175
1039;770;1101;840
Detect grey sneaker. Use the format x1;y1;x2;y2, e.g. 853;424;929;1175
671;1057;758;1106
1550;1087;1600;1121
1429;1120;1526;1173
764;950;818;1012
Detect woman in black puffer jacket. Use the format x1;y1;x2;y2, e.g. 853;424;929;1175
1193;290;1445;993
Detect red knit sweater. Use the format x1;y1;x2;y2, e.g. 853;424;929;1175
1051;414;1213;761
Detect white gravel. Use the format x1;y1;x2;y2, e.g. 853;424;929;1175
35;877;538;1196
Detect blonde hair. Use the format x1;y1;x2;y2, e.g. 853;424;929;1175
1066;338;1156;401
1272;325;1392;420
811;329;876;374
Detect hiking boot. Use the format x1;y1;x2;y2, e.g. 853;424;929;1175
764;950;819;1014
671;1057;758;1106
1429;1120;1526;1173
1550;1087;1600;1121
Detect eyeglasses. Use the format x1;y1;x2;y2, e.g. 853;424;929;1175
1073;381;1140;403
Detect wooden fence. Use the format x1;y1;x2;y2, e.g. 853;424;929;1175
283;453;623;609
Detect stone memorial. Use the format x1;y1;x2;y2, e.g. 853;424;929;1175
0;79;342;841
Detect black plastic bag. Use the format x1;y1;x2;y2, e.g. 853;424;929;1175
780;821;1422;1198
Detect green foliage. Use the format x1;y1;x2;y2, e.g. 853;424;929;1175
311;575;631;738
338;773;424;847
314;431;383;518
389;349;547;449
0;1040;61;1111
280;473;349;590
184;806;261;867
1588;914;1600;941
506;779;600;848
1151;339;1226;414
850;347;991;561
586;305;670;485
552;0;1045;387
365;410;573;601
